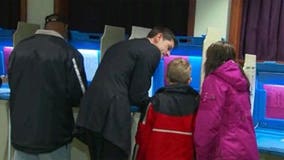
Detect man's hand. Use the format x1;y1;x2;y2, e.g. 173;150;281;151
0;75;8;83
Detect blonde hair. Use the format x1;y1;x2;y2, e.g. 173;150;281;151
167;58;191;84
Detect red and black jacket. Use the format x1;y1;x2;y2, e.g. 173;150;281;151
135;84;199;160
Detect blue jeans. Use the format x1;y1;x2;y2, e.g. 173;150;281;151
14;144;70;160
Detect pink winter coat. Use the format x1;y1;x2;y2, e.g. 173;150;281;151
194;60;259;160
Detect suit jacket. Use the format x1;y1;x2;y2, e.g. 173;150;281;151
76;38;161;154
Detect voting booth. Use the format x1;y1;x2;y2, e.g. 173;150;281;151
69;30;102;50
151;55;202;95
150;35;204;95
0;28;13;75
253;62;284;156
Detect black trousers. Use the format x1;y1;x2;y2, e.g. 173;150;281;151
87;131;128;160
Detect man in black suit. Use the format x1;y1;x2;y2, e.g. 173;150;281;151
76;26;176;160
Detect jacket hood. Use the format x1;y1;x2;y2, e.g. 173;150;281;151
212;60;249;92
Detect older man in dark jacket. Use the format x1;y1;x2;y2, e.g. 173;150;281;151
8;14;87;160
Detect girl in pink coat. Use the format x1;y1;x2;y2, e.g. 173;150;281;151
194;41;259;160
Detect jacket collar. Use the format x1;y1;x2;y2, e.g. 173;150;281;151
35;29;64;39
156;83;198;95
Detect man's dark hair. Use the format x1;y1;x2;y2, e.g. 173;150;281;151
147;26;178;47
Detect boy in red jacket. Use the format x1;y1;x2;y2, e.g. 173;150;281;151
135;57;199;160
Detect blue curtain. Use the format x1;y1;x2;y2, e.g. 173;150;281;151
240;0;284;61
